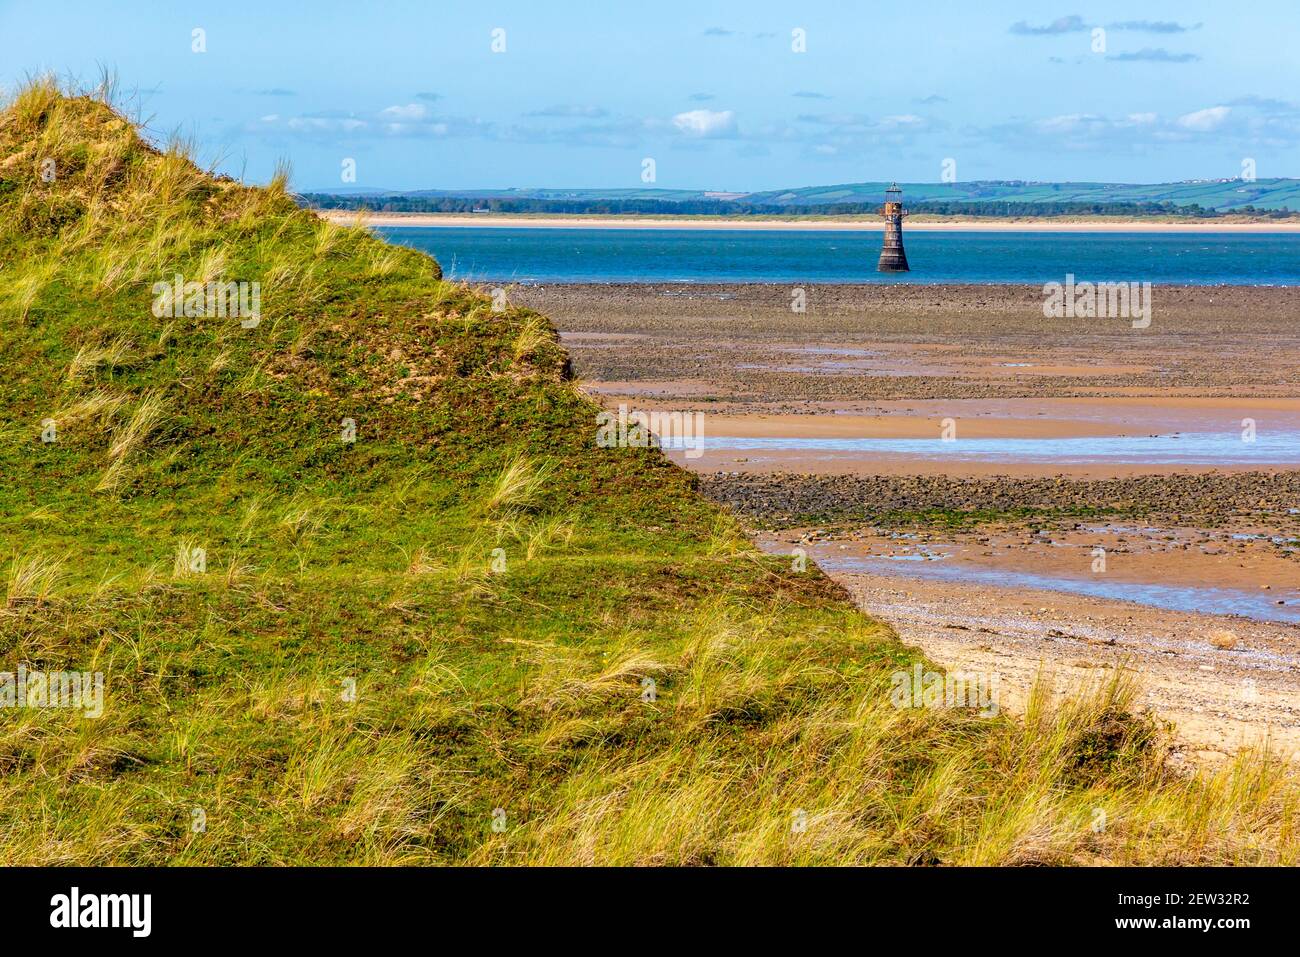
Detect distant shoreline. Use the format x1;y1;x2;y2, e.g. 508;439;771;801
319;210;1300;233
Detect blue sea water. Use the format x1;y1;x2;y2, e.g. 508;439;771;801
377;226;1300;285
809;549;1300;625
684;430;1300;466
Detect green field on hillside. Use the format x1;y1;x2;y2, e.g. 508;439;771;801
2;80;1297;865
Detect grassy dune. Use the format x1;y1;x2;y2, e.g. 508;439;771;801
1;79;1297;865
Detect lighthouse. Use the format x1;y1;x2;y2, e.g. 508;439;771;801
877;182;910;272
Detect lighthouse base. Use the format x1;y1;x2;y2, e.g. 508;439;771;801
877;248;910;272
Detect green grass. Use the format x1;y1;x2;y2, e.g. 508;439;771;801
1;79;1297;865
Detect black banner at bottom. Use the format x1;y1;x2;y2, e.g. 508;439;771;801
0;866;1281;942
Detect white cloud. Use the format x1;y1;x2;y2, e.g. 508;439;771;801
526;104;609;118
380;103;430;121
879;114;924;128
1177;106;1230;131
383;121;448;136
672;109;737;138
977;102;1300;155
286;116;366;133
254;103;486;139
1035;113;1106;134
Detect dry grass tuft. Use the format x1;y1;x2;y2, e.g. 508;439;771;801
512;314;552;362
66;337;134;383
52;389;128;433
5;551;66;607
483;454;551;515
109;391;166;461
172;538;207;579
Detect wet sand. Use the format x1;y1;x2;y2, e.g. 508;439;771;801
532;284;1300;400
533;283;1300;477
520;282;1300;758
773;534;1300;763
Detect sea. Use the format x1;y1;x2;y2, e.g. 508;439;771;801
376;226;1300;285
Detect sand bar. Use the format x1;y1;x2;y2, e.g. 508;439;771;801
320;210;1300;233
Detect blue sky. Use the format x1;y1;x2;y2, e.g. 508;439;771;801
4;1;1299;191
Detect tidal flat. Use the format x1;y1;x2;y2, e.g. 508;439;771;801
520;281;1300;760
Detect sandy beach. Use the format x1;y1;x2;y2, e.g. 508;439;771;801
517;281;1300;759
320;210;1300;233
767;532;1300;763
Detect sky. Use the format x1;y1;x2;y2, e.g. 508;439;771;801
3;1;1299;192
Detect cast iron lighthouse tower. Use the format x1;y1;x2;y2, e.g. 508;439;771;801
877;182;910;272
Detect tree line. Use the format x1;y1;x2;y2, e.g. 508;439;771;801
297;193;1296;219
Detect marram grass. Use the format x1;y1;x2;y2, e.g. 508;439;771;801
0;78;1296;865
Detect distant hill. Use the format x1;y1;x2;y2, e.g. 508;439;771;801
301;179;1300;216
747;179;1300;212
